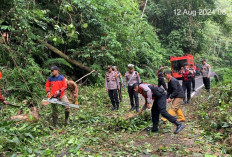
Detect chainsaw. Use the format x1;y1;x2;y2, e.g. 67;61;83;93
46;98;80;109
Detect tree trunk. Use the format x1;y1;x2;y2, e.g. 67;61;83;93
39;40;97;74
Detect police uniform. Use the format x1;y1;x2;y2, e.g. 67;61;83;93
181;68;192;104
117;71;123;102
138;83;184;134
157;67;167;90
124;68;141;111
189;66;196;91
105;71;120;110
201;62;211;92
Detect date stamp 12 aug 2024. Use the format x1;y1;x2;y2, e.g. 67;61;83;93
174;8;232;16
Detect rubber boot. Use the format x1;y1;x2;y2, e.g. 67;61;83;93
161;109;176;122
65;111;70;125
52;115;58;127
151;123;159;132
176;109;185;122
129;106;135;111
135;107;139;112
111;106;115;111
174;121;185;134
116;103;119;110
187;99;191;104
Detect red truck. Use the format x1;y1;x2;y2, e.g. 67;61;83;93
170;54;196;79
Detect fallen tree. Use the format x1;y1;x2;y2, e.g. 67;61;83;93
39;40;97;74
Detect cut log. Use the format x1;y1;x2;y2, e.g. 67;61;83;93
39;40;97;74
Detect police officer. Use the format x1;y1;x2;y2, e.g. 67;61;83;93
201;59;211;92
157;66;168;91
124;64;141;112
161;70;186;122
189;64;196;91
133;83;185;134
180;63;192;104
112;66;123;102
105;65;120;110
45;66;70;126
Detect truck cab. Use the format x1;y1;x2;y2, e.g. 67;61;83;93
170;54;195;79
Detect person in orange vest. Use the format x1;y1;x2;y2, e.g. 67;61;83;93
45;66;70;126
133;83;185;134
0;71;7;110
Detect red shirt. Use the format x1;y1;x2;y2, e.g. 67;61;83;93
45;74;67;98
0;72;5;102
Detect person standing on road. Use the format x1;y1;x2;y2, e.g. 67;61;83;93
105;65;120;110
161;70;186;122
133;83;185;134
124;64;141;112
189;64;196;92
157;66;168;91
180;63;192;104
200;59;211;92
112;66;123;102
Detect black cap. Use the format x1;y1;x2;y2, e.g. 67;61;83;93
201;59;206;62
184;62;189;66
190;64;193;66
51;66;58;71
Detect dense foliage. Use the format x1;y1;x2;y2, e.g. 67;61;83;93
0;0;232;156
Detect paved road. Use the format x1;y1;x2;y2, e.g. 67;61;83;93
178;72;215;97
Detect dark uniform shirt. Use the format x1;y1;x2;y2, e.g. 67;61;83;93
167;77;185;99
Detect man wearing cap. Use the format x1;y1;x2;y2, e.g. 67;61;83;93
124;64;141;112
45;66;70;126
0;71;7;110
189;64;196;91
112;66;123;102
105;65;120;110
201;59;211;92
180;63;193;104
157;65;168;91
133;83;185;134
161;70;185;122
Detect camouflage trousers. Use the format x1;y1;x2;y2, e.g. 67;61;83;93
51;95;70;119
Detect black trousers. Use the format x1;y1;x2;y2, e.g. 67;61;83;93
108;89;119;107
158;77;167;90
128;86;139;108
152;94;177;128
203;77;210;91
118;82;122;101
191;77;195;90
182;81;191;101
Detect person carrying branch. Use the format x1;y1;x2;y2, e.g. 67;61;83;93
105;65;120;111
45;66;70;126
0;71;7;110
133;82;185;134
66;79;79;105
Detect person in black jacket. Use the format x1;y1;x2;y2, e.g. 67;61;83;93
133;83;185;134
161;70;186;122
157;66;168;91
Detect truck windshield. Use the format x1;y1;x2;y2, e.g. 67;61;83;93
172;59;187;73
